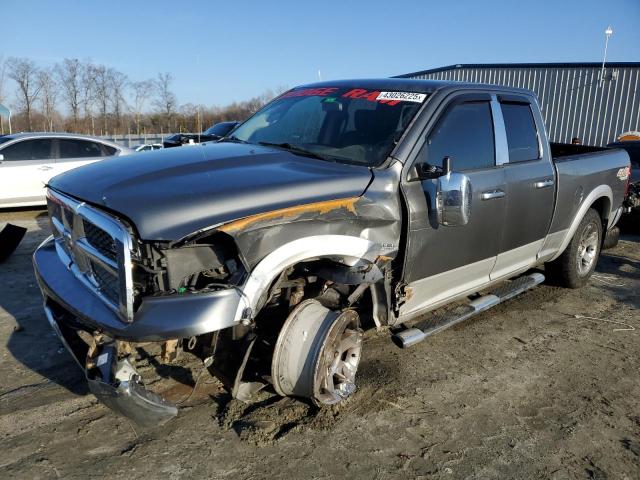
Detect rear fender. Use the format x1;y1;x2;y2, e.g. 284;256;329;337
545;185;612;262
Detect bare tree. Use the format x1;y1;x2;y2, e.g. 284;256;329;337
38;68;58;131
131;79;153;135
81;62;97;134
178;103;198;132
56;58;82;131
0;55;7;106
7;57;42;130
0;53;283;135
93;64;109;134
153;72;177;131
0;56;7;134
109;69;128;133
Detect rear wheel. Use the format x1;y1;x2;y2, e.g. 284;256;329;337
271;299;363;405
545;208;602;288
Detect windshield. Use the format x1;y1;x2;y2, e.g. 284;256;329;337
228;87;428;166
0;135;14;145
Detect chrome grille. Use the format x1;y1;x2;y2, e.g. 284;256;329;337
82;220;117;261
91;262;120;304
62;208;75;231
47;189;136;322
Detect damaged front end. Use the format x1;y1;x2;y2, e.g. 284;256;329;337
34;189;250;427
35;159;404;425
35;231;249;426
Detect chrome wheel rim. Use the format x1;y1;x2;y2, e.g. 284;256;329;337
315;311;363;405
576;221;599;276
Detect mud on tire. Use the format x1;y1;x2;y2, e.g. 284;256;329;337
602;226;620;250
545;208;602;288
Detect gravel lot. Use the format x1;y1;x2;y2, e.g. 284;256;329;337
1;208;639;479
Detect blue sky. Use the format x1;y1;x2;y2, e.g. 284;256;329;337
2;0;639;107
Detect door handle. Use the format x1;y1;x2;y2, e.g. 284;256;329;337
534;179;554;189
481;190;506;200
38;165;53;171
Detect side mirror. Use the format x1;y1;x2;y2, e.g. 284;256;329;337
436;172;472;226
410;162;442;180
410;156;453;181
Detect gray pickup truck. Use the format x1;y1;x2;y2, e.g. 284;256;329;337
33;79;631;426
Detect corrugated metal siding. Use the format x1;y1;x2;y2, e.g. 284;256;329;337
407;66;640;146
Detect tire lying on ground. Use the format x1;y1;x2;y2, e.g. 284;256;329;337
602;226;620;250
545;208;602;288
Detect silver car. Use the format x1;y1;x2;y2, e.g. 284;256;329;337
0;132;132;208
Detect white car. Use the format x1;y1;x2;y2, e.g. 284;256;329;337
0;133;132;208
134;143;163;152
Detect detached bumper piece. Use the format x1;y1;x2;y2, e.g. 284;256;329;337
87;345;177;428
45;302;178;427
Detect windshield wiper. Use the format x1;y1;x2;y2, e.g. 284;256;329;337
220;135;248;144
257;142;328;161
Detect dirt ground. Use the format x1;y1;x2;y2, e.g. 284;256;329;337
1;208;639;480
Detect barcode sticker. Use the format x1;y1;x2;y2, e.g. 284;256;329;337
376;91;427;103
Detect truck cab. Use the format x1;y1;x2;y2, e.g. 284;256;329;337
399;89;557;316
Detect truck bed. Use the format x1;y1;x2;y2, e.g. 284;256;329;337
549;142;608;158
547;144;630;239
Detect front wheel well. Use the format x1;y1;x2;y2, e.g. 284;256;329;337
254;258;388;333
202;257;388;403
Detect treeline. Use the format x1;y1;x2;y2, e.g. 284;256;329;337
0;56;283;136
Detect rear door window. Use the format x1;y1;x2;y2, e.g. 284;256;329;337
424;101;495;171
102;144;117;156
501;103;540;162
58;139;105;159
1;139;53;161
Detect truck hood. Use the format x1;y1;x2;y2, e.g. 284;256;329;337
49;142;373;241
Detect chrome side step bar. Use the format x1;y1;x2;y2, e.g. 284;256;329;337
392;272;545;348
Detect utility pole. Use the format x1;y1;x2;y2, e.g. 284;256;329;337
600;25;613;86
196;54;201;141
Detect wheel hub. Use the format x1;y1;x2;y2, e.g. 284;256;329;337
577;221;599;276
316;322;362;404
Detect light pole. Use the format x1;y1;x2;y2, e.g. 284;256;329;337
196;54;201;142
600;25;613;86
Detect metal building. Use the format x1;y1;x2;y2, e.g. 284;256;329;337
397;63;640;146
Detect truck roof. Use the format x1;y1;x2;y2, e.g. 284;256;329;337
295;78;535;96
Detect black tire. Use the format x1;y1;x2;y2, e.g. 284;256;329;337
602;226;620;250
545;208;602;288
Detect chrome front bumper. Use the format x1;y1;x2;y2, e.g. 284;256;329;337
34;235;243;426
33;236;242;341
